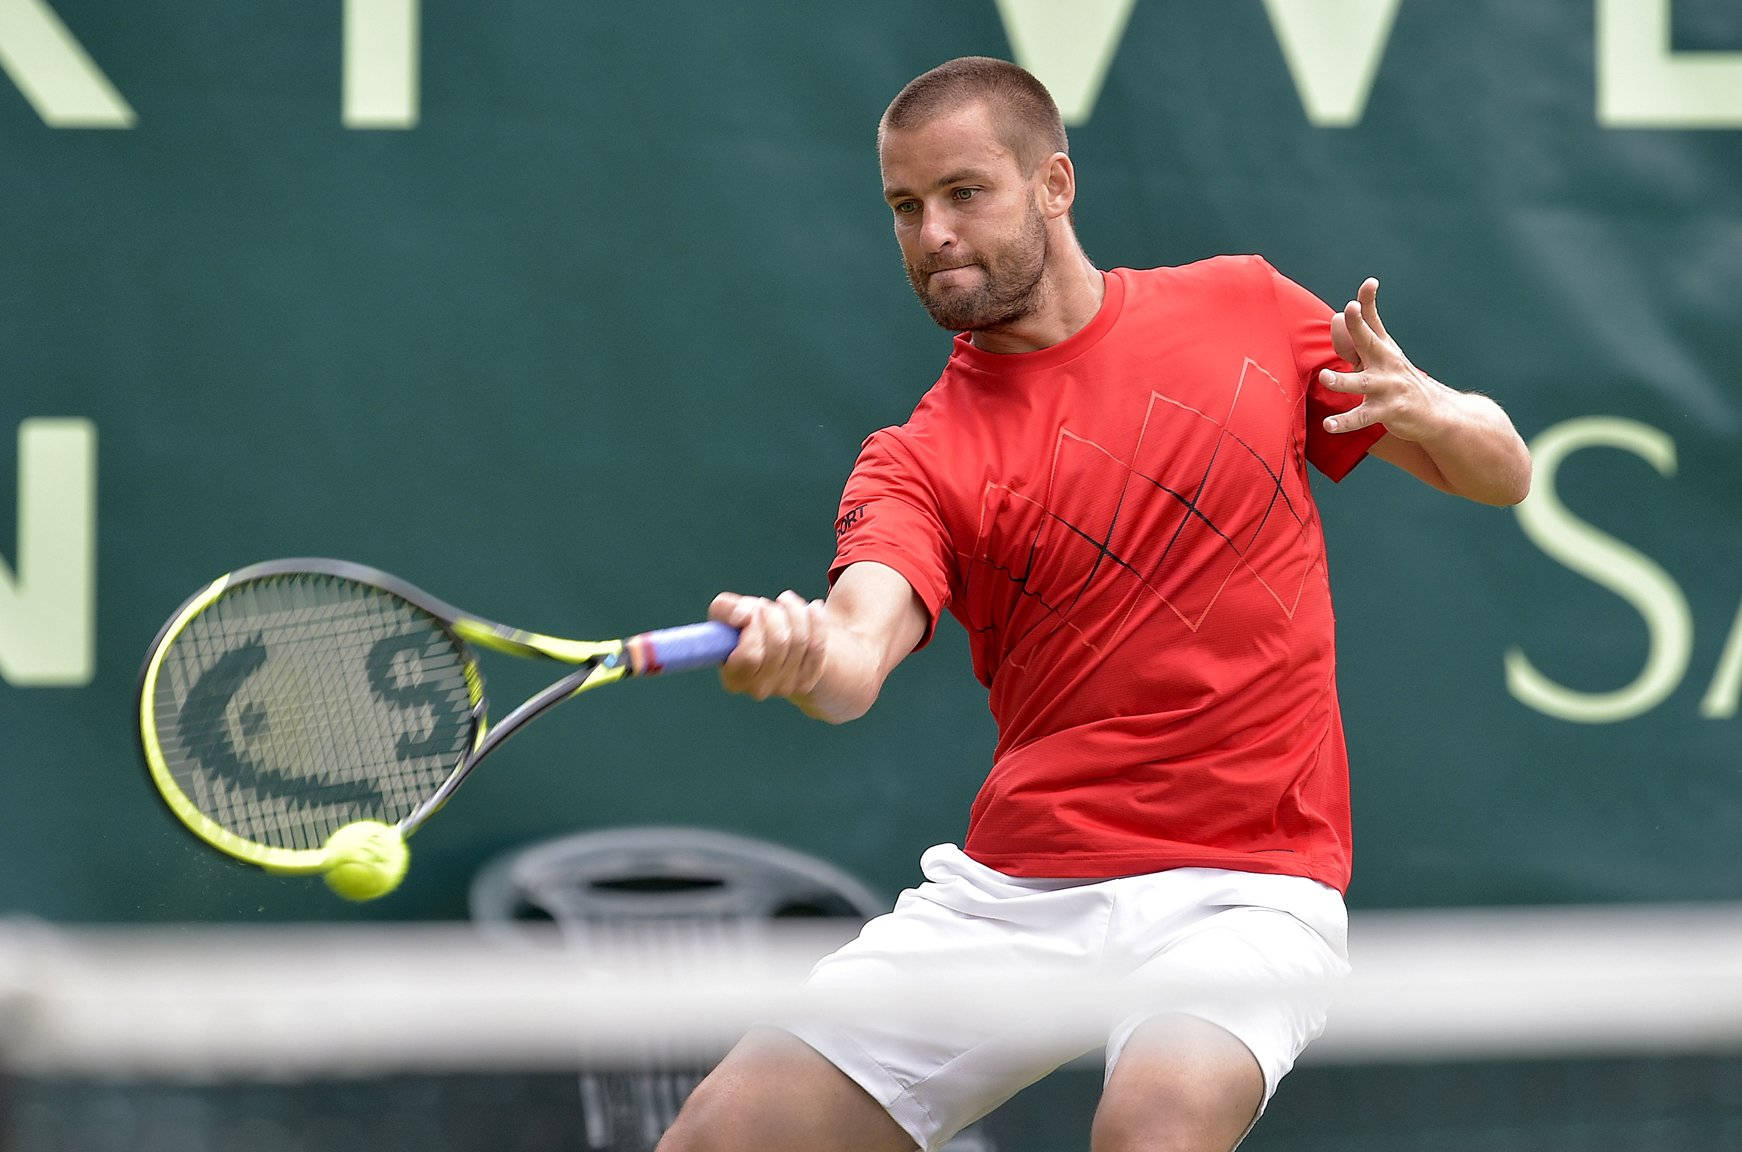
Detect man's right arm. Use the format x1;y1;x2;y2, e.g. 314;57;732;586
708;561;930;724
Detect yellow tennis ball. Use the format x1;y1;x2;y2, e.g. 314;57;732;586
321;820;409;902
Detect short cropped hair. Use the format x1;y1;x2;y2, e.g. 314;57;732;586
880;56;1069;173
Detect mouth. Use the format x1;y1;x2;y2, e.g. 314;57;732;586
926;264;980;286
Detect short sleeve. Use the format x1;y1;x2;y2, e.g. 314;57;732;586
1265;262;1387;481
828;429;952;648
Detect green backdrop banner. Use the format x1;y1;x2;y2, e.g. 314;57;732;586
2;1;1737;921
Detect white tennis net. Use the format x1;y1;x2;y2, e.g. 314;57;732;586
3;903;1741;1076
2;904;1739;1151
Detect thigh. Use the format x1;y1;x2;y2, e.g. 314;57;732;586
785;850;1107;1148
1107;903;1348;1110
657;1027;917;1152
1092;1013;1264;1152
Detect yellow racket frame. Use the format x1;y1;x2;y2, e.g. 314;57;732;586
138;560;631;875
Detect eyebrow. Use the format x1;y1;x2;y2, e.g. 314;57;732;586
883;168;993;203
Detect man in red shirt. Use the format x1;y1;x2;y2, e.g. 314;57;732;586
659;57;1530;1152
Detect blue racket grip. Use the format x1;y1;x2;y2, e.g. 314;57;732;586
626;620;741;676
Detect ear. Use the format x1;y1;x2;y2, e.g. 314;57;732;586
1036;152;1075;220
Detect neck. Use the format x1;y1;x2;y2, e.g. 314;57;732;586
969;244;1104;355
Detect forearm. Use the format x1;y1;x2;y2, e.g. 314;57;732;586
1391;386;1533;506
711;561;928;723
791;613;891;724
1319;278;1532;506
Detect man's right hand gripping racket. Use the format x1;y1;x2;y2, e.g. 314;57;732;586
137;558;739;900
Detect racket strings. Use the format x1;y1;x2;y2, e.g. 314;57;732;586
151;573;476;852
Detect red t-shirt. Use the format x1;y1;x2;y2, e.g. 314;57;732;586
829;257;1384;892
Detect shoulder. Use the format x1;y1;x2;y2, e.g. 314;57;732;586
883;360;984;446
847;371;995;504
851;420;942;490
848;353;956;459
1102;258;1285;339
1115;255;1279;305
856;422;915;462
1188;253;1272;276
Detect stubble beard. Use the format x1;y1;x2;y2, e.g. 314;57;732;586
907;202;1049;333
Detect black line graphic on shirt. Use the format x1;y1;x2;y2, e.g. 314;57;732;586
963;359;1320;670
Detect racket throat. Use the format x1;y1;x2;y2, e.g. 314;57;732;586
400;658;625;834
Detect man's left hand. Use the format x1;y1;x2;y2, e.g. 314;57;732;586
1318;277;1453;443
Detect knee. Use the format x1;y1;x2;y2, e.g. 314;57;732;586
1092;1076;1254;1152
655;1072;738;1152
1092;1024;1264;1152
654;1109;703;1152
657;1049;804;1152
656;1028;912;1152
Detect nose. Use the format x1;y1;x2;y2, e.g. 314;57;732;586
917;204;957;255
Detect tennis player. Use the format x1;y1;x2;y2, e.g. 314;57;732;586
660;57;1531;1152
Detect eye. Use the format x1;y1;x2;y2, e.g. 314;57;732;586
892;200;919;216
951;187;978;202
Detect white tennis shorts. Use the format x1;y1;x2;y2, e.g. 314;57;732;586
781;843;1349;1151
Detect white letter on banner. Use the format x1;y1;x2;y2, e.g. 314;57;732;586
343;0;418;128
0;419;97;686
1505;418;1691;724
993;0;1137;126
0;0;134;127
1701;598;1742;718
1260;0;1404;127
1598;0;1742;127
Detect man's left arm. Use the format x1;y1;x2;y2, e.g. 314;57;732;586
1318;278;1532;507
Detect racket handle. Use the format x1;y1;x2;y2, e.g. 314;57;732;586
626;620;740;676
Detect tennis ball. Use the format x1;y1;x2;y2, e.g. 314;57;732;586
321;820;409;902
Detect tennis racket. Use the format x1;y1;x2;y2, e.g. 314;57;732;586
137;558;738;878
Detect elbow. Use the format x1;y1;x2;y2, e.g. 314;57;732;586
1460;437;1532;507
807;705;865;726
1442;458;1530;507
1495;417;1535;506
797;691;876;726
1470;472;1530;508
820;707;867;726
1496;450;1533;507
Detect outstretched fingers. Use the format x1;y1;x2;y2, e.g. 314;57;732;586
1330;307;1362;369
1320;277;1399;434
1334;278;1393;368
1322;384;1381;434
1318;345;1374;430
1358;276;1390;342
1339;299;1384;365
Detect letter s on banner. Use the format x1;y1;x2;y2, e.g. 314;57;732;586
1505;417;1692;724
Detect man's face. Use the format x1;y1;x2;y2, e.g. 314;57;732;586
879;103;1049;332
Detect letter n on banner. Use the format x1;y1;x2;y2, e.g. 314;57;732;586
1;419;96;687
